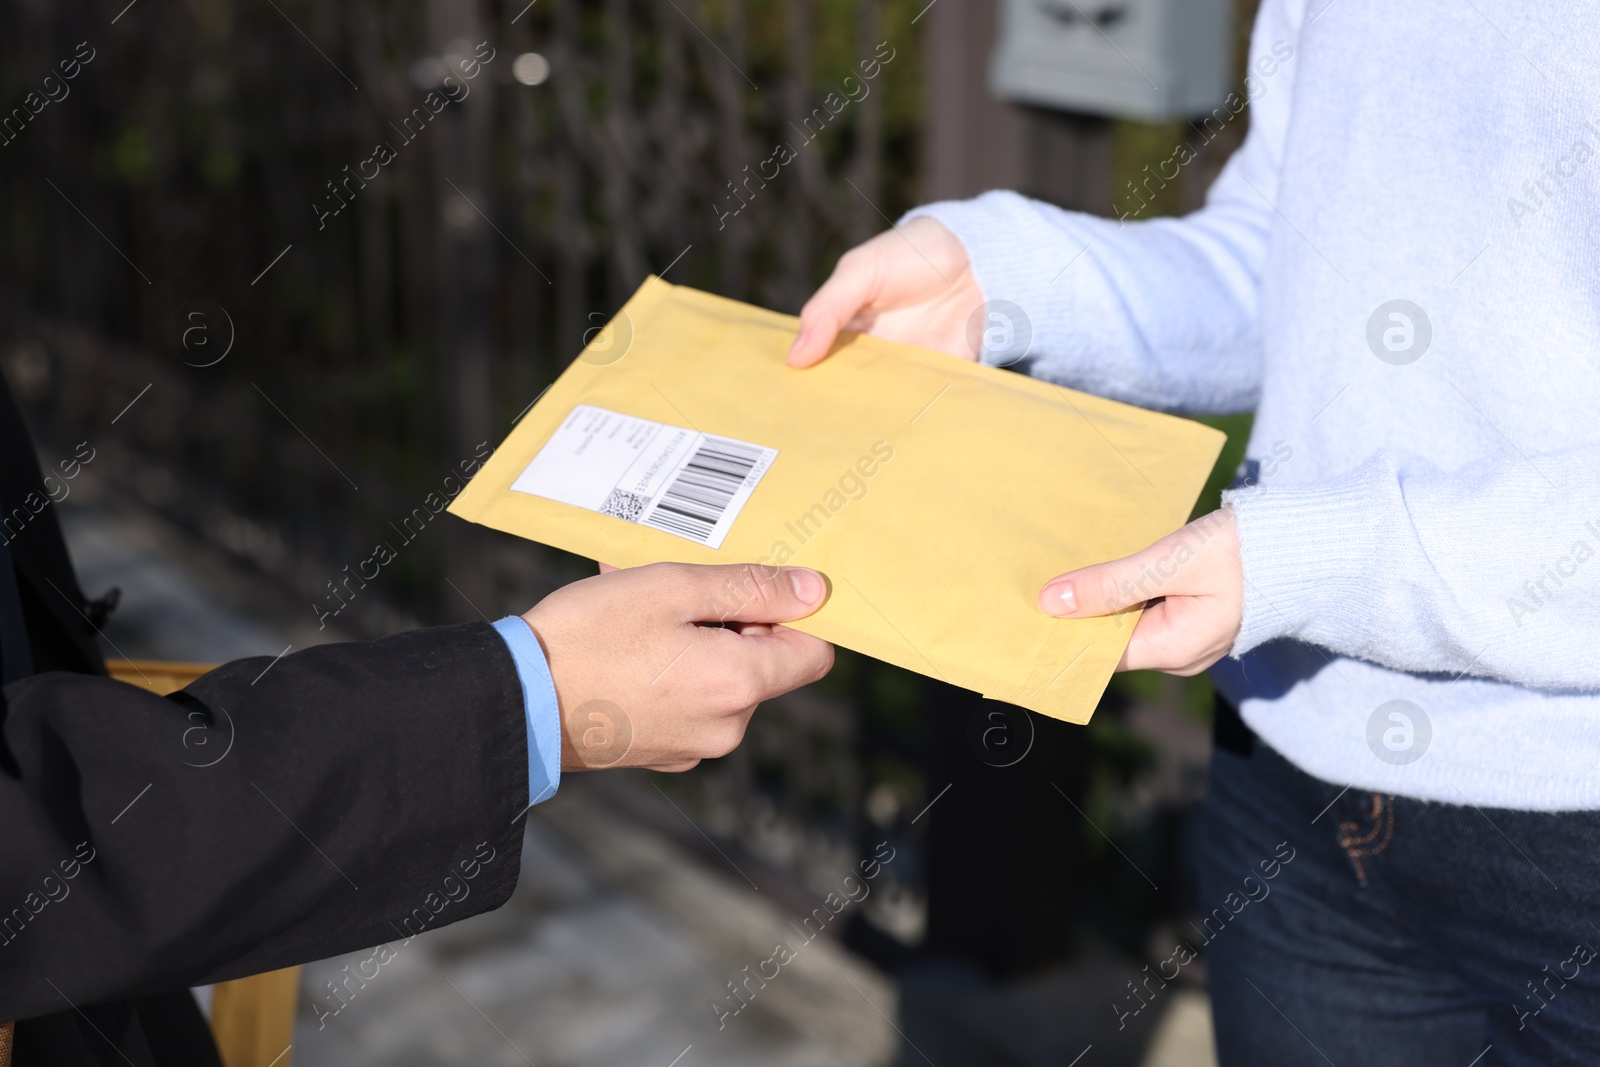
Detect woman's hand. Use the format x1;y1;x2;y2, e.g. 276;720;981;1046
1037;509;1244;676
787;217;981;367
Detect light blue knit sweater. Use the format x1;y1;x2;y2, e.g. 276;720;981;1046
911;0;1600;810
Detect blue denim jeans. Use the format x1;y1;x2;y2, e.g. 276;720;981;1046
1201;705;1600;1066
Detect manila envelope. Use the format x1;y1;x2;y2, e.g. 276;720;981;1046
450;277;1224;724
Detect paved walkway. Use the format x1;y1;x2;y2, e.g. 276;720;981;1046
295;788;898;1067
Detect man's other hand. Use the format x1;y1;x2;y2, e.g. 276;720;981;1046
522;562;834;772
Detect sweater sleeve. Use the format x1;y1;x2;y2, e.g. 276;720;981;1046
904;0;1306;415
1224;445;1600;691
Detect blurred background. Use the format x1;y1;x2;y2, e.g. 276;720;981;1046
3;0;1263;1062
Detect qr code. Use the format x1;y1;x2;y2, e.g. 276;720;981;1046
599;489;650;523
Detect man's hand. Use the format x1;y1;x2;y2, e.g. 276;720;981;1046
787;217;980;367
1037;509;1243;676
522;562;834;772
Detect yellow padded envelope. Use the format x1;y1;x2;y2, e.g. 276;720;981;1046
450;278;1224;724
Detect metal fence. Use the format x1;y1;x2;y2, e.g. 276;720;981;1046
0;0;924;601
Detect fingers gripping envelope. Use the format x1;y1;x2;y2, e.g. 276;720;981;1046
450;278;1224;724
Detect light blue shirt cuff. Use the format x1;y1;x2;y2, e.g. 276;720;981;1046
491;616;562;809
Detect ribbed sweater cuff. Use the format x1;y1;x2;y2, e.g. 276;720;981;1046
1223;471;1381;656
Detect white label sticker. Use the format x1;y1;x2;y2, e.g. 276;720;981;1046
511;405;778;549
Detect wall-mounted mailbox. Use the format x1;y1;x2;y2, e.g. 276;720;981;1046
990;0;1233;123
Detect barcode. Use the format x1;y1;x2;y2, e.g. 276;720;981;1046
643;437;764;543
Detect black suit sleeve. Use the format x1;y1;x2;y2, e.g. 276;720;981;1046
0;622;530;1022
